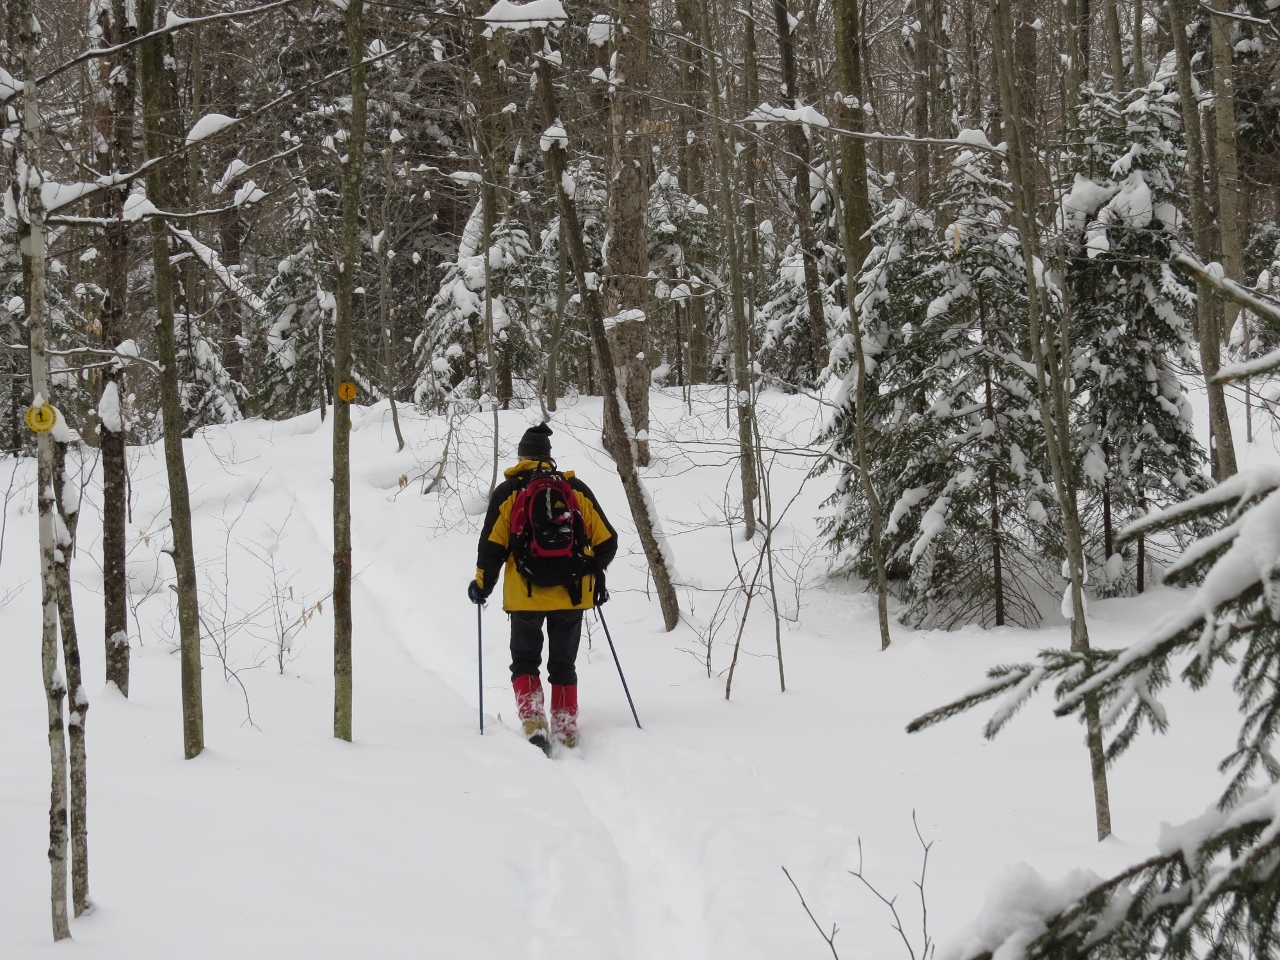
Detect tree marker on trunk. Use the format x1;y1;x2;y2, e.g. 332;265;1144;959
26;404;57;433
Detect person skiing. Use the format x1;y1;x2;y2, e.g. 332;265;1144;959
468;422;617;755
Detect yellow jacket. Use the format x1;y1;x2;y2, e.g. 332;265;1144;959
474;460;618;611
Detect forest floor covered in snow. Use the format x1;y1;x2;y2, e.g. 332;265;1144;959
0;386;1248;958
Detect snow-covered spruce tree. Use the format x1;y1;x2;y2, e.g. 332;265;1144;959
823;135;1056;629
910;462;1280;960
535;210;601;400
758;162;843;390
648;166;716;385
416;157;607;410
414;203;540;411
175;300;245;430
254;186;337;419
1062;83;1209;596
1237;229;1280;393
0;248;24;451
822;198;932;607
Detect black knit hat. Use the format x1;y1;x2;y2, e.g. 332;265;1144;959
518;422;553;460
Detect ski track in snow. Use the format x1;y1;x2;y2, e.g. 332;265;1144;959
0;387;1249;957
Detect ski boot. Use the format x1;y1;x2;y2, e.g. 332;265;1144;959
550;683;578;749
513;674;552;757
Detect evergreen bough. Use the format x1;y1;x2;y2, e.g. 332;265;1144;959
910;465;1280;960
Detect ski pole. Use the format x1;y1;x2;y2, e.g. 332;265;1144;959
596;608;641;729
477;603;484;735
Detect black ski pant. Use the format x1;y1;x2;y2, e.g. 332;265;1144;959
509;610;583;686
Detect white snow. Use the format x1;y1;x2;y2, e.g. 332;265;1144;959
744;102;831;129
97;381;122;433
941;863;1102;960
121;190;158;222
169;227;268;315
184;113;236;146
232;180;265;207
480;0;566;29
587;13;613;46
42;181;100;213
0;386;1247;959
604;308;645;329
0;67;18;103
539;122;568;152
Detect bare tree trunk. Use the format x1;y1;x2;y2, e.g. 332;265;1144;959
97;0;136;695
333;0;367;742
472;24;503;492
699;0;758;539
1170;0;1237;479
742;6;763;318
1102;0;1127;86
13;2;72;930
138;0;204;759
548;239;565;412
1015;0;1039;132
676;0;710;383
772;0;828;379
1133;0;1146;85
981;291;1005;626
378;150;404;452
607;0;654;464
534;34;680;631
831;0;890;650
912;0;932;198
991;0;1111;840
53;443;89;916
1210;0;1244;340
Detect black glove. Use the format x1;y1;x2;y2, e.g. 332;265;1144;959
593;570;609;606
468;580;491;605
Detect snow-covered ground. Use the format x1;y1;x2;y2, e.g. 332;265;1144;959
0;386;1246;958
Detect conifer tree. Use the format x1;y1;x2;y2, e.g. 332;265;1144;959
1064;83;1210;595
824;134;1054;629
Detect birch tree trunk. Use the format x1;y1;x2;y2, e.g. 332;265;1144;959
53;442;90;916
607;0;654;465
333;0;367;742
14;0;72;931
138;0;204;759
534;33;680;631
991;0;1111;839
1170;0;1237;479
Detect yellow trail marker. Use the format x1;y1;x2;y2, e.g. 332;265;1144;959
337;381;357;402
25;404;57;434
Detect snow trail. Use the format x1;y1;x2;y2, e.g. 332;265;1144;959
0;388;1243;957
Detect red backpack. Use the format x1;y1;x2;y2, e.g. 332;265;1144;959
509;470;592;604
